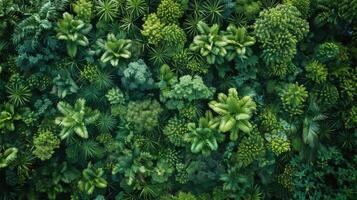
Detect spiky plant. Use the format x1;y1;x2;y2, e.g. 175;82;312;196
6;84;31;106
95;0;120;22
189;21;228;64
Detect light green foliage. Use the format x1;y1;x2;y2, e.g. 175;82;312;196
209;88;257;140
55;98;100;139
186;111;223;155
78;164;107;194
163;75;214;109
124;99;162;131
141;13;165;45
189;21;228;64
56;12;92;57
121;59;154;90
0;103;21;131
163;116;189;147
95;0;119;21
73;0;94;21
80;63;99;83
236;130;265;167
1;0;356;199
305;60;328;84
106;87;125;105
98;33;132;66
254;5;309;73
162;24;187;48
33;130;60;160
270;136;291;155
52;73;79;98
0;147;18;168
224;25;256;61
280;83;309;116
157;0;183;24
283;0;310;18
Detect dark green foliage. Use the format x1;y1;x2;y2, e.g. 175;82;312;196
0;0;355;199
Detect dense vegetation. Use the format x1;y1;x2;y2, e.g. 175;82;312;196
0;0;356;199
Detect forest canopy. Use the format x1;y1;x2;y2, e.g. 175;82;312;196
0;0;356;199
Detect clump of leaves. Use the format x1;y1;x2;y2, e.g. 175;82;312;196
209;88;256;140
33;130;60;160
56;12;92;57
280;83;309;116
55;98;100;139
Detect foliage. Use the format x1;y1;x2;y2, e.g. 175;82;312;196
124;99;162;132
56;12;92;57
254;4;309;76
0;0;355;199
161;75;214;109
98;33;132;67
209;88;257;140
280;83;309;116
186;111;224;155
121;59;154;91
33;130;60;160
78;163;107;195
55;98;100;139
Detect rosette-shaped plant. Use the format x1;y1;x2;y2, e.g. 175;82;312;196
189;21;228;64
254;5;309;72
0;103;21;131
52;73;79;98
33;130;60;160
78;164;107;195
305;60;328;84
124;99;162;132
56;12;92;57
280;83;308;116
186;111;223;155
0;147;18;168
106;87;125;105
55;98;100;139
224;25;256;61
209;88;257;140
98;33;132;67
